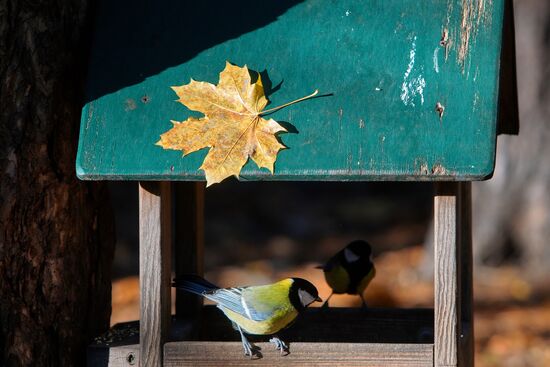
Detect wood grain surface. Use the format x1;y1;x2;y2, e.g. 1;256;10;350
139;182;172;367
434;182;458;366
164;342;433;366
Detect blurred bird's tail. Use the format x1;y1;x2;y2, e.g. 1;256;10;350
172;274;219;295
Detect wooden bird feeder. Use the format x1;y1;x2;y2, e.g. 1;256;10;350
79;0;518;366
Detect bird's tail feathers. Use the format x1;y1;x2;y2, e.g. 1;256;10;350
172;274;219;295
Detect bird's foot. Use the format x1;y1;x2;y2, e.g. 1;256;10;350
269;336;289;355
238;325;262;359
242;339;262;359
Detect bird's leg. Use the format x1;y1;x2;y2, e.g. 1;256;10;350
322;291;334;308
237;325;260;358
360;293;368;308
269;335;289;355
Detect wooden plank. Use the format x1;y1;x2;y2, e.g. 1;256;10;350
175;182;205;320
87;322;140;366
77;0;506;181
434;182;459;366
433;182;473;367
139;182;172;367
107;345;139;367
457;183;473;366
164;342;433;366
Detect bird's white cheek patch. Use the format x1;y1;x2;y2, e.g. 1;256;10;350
298;289;316;306
344;248;360;263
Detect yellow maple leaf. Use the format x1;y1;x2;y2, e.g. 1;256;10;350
157;62;317;186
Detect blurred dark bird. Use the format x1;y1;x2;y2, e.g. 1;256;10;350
317;240;376;307
173;275;321;358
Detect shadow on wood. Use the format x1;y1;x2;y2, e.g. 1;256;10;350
86;0;304;102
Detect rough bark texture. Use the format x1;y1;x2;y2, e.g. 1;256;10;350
0;1;114;366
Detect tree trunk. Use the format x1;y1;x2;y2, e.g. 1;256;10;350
0;1;114;366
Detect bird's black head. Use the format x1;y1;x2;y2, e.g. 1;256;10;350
343;240;373;264
289;278;321;311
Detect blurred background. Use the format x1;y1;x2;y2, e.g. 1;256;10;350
109;1;550;366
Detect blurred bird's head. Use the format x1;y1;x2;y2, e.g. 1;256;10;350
344;240;373;263
316;240;374;272
289;278;322;311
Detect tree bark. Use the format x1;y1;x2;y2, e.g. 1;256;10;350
0;1;114;366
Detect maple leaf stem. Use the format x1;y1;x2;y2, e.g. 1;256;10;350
259;89;319;116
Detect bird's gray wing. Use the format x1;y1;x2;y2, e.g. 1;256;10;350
203;286;269;322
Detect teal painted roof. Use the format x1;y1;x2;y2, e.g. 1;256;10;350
77;0;505;181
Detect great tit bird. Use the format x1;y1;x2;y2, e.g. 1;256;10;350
173;275;321;358
317;240;375;307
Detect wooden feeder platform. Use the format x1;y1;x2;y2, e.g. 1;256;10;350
89;307;434;366
78;0;518;366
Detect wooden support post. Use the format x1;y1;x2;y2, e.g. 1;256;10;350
139;182;173;367
175;182;205;319
434;182;473;367
434;182;458;367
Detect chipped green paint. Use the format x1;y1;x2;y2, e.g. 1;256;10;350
76;0;505;181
